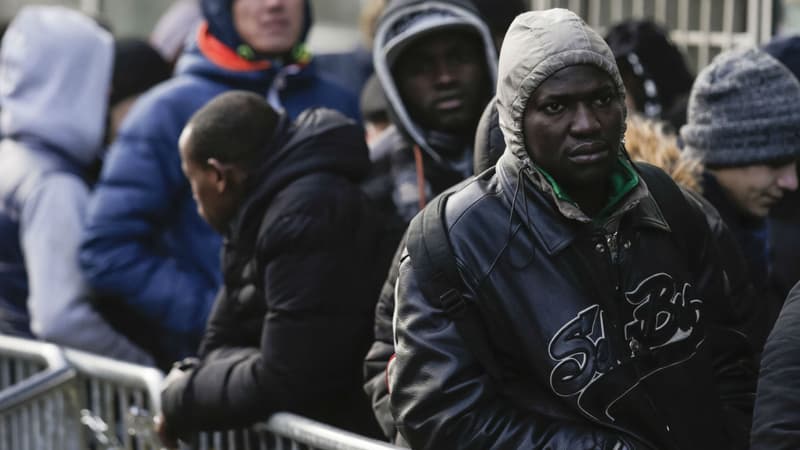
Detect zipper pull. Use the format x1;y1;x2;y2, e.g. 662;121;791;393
606;232;619;263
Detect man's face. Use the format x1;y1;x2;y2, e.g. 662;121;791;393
232;0;304;56
523;65;624;192
710;162;799;218
393;29;490;135
179;127;240;233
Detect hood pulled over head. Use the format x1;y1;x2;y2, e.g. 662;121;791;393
0;6;113;165
372;0;497;168
496;8;626;162
200;0;312;60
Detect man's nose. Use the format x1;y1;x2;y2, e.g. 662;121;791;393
776;161;799;191
571;103;601;135
433;61;456;85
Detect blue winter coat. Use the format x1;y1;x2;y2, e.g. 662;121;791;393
80;3;360;364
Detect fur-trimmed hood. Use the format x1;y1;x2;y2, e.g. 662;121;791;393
624;114;703;193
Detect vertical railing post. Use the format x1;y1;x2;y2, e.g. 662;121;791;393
761;0;773;44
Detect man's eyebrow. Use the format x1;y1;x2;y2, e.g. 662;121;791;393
535;84;615;101
533;93;571;103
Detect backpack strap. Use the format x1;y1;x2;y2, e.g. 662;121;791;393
406;191;505;382
635;162;699;264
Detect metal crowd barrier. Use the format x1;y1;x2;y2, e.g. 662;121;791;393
187;413;402;450
0;336;80;450
0;335;404;450
63;347;165;449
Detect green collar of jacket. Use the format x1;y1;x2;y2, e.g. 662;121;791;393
537;155;639;222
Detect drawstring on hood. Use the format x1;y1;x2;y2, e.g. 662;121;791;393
504;158;539;270
373;0;498;172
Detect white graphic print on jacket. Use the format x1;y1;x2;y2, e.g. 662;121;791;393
548;273;704;422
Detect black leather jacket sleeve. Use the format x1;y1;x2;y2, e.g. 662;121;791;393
363;239;404;442
751;281;800;449
390;256;637;450
363;225;415;444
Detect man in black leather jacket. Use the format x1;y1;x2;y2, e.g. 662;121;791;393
389;9;756;450
156;91;382;446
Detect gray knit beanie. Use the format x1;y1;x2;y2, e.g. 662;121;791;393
680;48;800;168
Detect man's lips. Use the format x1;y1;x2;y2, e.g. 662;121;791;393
763;192;783;206
434;96;463;111
258;18;289;33
568;141;609;163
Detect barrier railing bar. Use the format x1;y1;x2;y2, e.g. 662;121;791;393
747;0;759;47
761;0;773;44
62;347;164;411
0;335;68;369
633;0;644;17
254;412;403;450
0;366;76;411
1;338;405;450
656;0;668;24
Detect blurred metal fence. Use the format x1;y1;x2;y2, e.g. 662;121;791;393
0;336;80;450
63;347;165;450
0;335;402;450
529;0;774;72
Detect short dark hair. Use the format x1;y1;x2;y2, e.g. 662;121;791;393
185;91;280;167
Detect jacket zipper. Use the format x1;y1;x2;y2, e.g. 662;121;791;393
571;231;656;448
605;231;680;450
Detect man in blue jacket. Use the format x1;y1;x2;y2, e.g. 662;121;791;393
80;0;360;368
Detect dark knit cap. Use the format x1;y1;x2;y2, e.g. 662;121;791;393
680;48;800;168
111;38;171;107
764;34;800;80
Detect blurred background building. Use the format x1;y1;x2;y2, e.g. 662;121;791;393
1;0;799;73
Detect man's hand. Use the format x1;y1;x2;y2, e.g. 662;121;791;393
164;357;199;387
153;413;178;449
156;357;198;449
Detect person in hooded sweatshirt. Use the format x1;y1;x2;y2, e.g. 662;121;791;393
156;92;382;447
360;0;496;441
79;0;360;369
0;6;153;365
389;9;755;450
364;0;497;225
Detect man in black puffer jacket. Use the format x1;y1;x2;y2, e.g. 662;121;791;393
157;91;383;446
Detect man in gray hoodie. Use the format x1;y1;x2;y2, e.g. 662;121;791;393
390;9;754;449
0;6;153;365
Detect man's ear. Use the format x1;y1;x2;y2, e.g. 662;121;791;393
207;158;229;193
207;158;246;193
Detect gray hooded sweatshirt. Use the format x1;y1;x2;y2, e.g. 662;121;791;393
0;6;153;365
